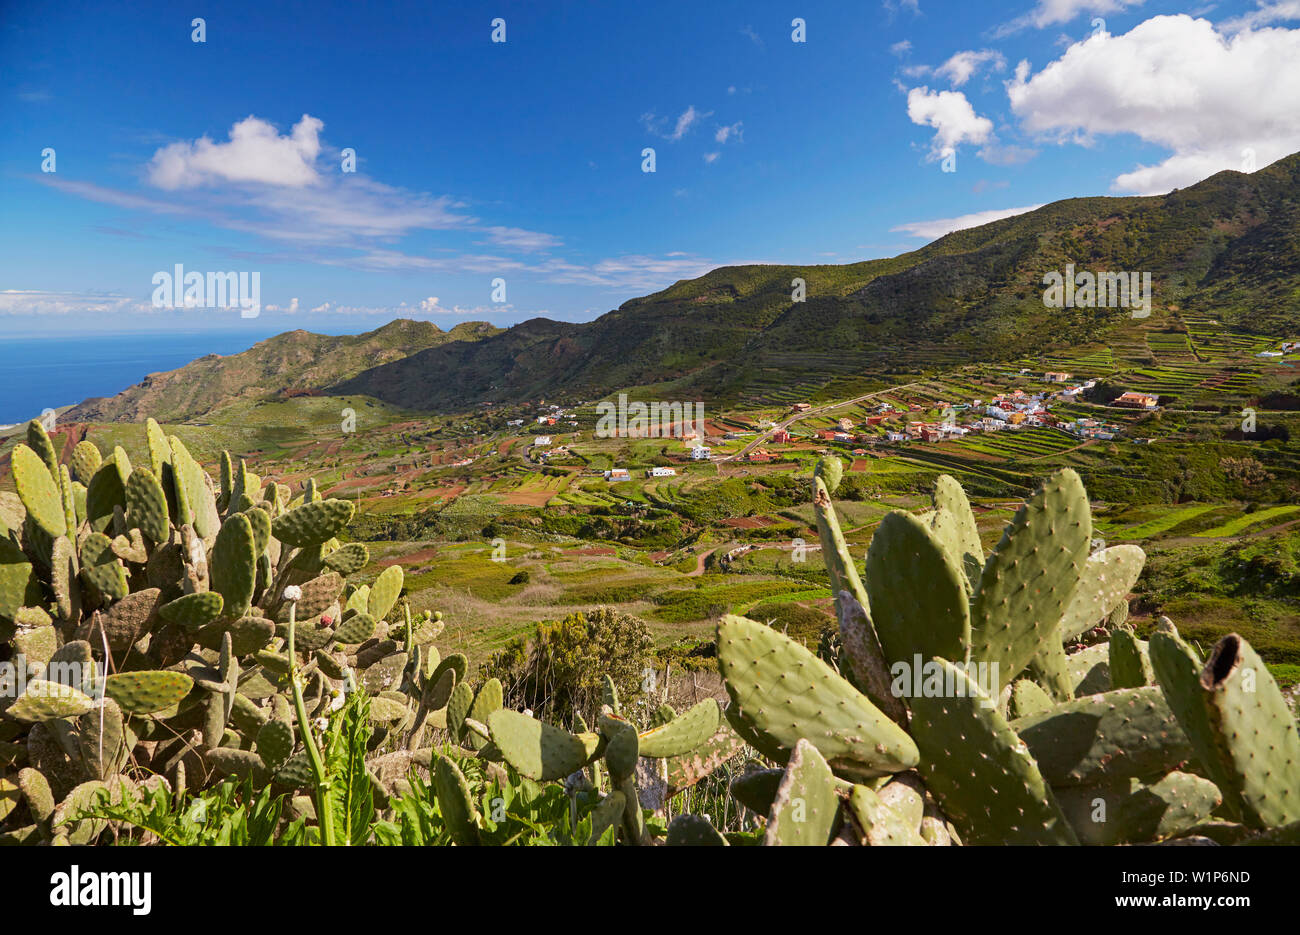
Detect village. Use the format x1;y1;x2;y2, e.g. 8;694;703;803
510;371;1165;480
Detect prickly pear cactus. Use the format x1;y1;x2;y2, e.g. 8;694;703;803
702;470;1300;846
0;417;474;844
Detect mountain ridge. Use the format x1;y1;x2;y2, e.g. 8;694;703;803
69;153;1300;421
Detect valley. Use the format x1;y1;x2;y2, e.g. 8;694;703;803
10;306;1297;690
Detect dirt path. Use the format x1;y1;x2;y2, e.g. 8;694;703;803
685;548;717;576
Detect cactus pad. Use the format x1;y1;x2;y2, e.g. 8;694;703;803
0;538;40;620
12;445;65;538
1153;632;1300;829
865;509;971;667
7;680;96;723
931;474;984;583
1108;626;1152;689
969;468;1091;692
69;441;102;486
1012;685;1192;786
158;591;224;629
257;720;295;771
717;614;918;780
847;783;927;846
909;656;1077;845
1055;771;1222;845
666;813;728;846
1058;545;1145;642
79;532;128;602
433;756;478;846
323;542;369;575
637;699;720;758
367;565;403;621
488;709;600;780
211;513;256;618
333;611;376;645
124;466;170;545
104;671;195;715
272;499;355;548
763;739;840;846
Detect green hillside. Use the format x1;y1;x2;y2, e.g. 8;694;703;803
63;152;1300;420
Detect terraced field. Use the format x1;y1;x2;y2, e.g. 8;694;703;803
1193;505;1300;538
1100;503;1217;539
957;427;1080;459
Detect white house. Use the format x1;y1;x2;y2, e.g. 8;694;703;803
691;446;712;460
646;467;677;478
507;419;524;427
534;435;552;446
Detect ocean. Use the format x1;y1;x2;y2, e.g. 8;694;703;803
0;331;274;425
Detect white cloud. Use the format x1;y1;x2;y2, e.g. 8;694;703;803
39;177;194;215
419;297;440;311
315;249;717;294
995;0;1144;35
1221;0;1300;31
703;152;721;164
934;49;1007;86
740;25;765;48
883;0;921;16
228;177;470;242
0;290;146;316
890;39;913;55
715;121;744;144
536;254;717;290
148;114;323;189
1007;15;1300;193
480;226;562;251
906;86;994;156
977;142;1039;165
891;204;1045;239
642;106;712;141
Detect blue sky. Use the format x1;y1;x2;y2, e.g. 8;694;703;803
2;0;1298;337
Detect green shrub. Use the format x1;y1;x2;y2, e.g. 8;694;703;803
481;607;653;724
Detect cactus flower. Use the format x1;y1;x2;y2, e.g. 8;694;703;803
282;585;303;602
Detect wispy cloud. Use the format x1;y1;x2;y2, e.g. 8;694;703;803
479;227;563;252
0;290;150;316
1220;0;1300;31
992;0;1144;37
891;204;1045;239
641;105;712;141
715;121;744;144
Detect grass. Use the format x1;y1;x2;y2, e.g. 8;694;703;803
1193;505;1300;538
1109;503;1217;539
